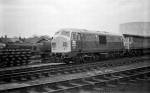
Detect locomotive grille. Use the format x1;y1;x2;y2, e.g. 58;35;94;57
63;42;67;47
52;42;56;48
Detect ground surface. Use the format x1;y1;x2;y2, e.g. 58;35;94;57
67;80;150;93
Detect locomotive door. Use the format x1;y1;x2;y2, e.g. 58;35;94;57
77;33;82;52
71;32;82;52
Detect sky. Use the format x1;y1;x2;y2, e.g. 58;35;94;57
0;0;150;37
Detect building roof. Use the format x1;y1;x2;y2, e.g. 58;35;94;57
120;22;150;37
24;36;51;44
123;34;150;39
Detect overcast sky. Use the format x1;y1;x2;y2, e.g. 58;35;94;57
0;0;150;37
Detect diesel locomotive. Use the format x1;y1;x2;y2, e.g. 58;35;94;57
51;28;150;63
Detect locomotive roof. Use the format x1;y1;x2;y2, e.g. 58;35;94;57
60;28;122;36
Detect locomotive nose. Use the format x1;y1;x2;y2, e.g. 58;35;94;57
51;37;71;53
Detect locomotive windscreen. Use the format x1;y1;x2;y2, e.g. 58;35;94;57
61;31;70;37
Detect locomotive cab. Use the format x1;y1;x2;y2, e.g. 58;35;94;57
51;29;83;60
51;30;72;55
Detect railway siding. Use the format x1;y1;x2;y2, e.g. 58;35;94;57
0;60;149;92
0;56;149;84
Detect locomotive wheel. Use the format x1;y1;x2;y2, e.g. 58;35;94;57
74;54;86;63
94;54;100;61
63;58;70;64
82;56;93;63
73;56;82;63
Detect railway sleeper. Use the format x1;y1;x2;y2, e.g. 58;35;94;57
105;81;118;88
33;84;66;93
117;79;129;85
42;86;57;93
93;86;106;91
42;72;50;77
39;72;48;78
103;74;119;80
124;79;139;86
92;77;109;82
5;76;24;82
139;73;150;80
68;79;91;87
27;86;48;93
55;82;76;90
19;76;28;81
33;73;45;79
134;76;148;81
0;79;6;84
24;74;37;80
82;78;98;85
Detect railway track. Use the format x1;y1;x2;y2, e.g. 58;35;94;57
0;56;149;84
0;57;147;84
0;62;150;93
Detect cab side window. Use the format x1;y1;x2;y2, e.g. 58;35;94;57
77;33;81;40
71;32;77;40
71;32;81;40
99;35;106;44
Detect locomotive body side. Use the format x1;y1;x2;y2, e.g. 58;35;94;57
79;32;124;53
